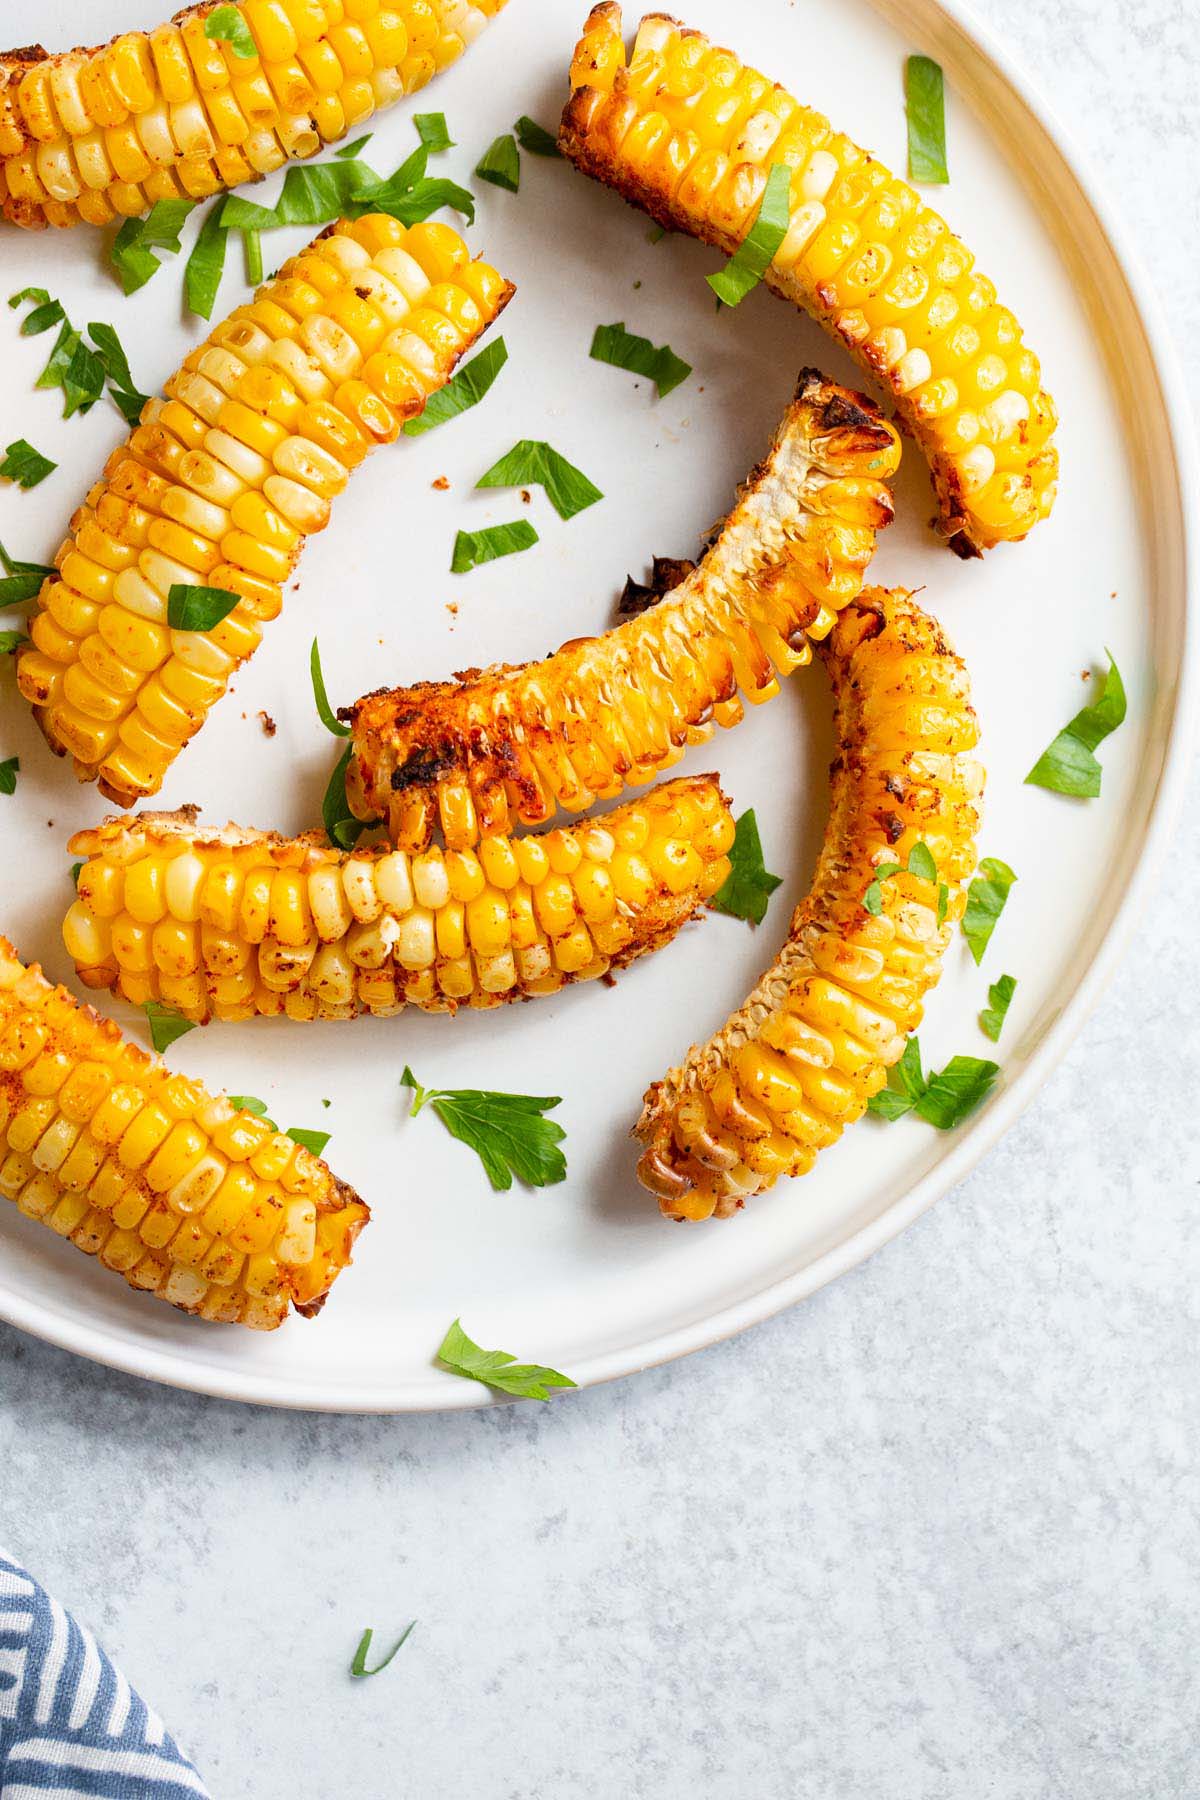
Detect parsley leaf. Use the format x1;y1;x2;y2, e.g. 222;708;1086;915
0;439;55;489
403;338;508;436
184;198;231;320
868;1036;998;1128
451;520;539;573
906;54;949;183
227;1095;278;1130
437;1318;576;1401
167;583;241;632
906;840;937;883
221;143;473;234
402;1065;567;1191
475;132;520;192
110;198;195;295
0;631;27;655
980;973;1016;1044
0;541;53;607
961;856;1017;963
204;4;257;58
69;861;83;888
87;322;149;425
0;757;18;796
862;860;901;916
310;637;351;738
590;321;692;399
514;116;560;157
351;1623;416;1678
286;1127;331;1157
710;809;783;926
144;1001;197;1055
335;135;373;160
863;841;938;915
707;161;791;306
476;440;602;520
414;112;453;152
1025;654;1127;798
323;741;368;851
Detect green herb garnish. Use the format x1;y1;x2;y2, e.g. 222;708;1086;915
286;1127;331;1157
221;143;473;234
1025;654;1126;798
706;161;791;307
514;116;560;157
710;809;783;926
0;542;54;607
0;631;27;655
310;637;351;739
243;228;264;287
589;321;691;399
451;520;539;573
228;1095;278;1130
167;583;241;632
868;1036;998;1128
475;133;520;192
979;974;1016;1044
415;112;453;152
203;4;257;58
863;840;938;916
402;338;507;436
906;54;949;184
350;1623;416;1679
184;198;231;320
69;862;83;888
0;439;55;489
402;1065;567;1191
10;290;104;417
476;440;602;520
110;198;196;295
334;135;373;160
437;1318;575;1401
0;757;18;796
144;1001;198;1055
86;322;149;425
961;857;1016;963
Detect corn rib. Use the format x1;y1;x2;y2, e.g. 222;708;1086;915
63;775;736;1021
15;212;513;807
636;588;983;1219
0;0;507;231
0;936;368;1325
559;5;1058;556
348;369;900;850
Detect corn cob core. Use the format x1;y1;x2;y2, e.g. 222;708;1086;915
63;775;736;1022
560;5;1058;556
0;0;507;230
0;937;368;1326
636;588;984;1219
348;369;900;850
16;213;512;807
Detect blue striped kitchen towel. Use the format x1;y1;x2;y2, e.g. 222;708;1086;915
0;1548;210;1798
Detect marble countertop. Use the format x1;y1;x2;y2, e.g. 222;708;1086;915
2;2;1197;1795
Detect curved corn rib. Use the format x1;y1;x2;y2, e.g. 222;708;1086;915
636;589;983;1219
0;0;507;230
16;213;513;807
348;369;900;850
0;937;368;1326
560;5;1058;556
63;775;735;1021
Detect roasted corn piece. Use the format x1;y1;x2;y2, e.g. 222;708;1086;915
0;0;507;230
63;775;736;1021
349;369;900;850
16;213;513;806
636;589;984;1219
560;5;1057;555
0;936;368;1324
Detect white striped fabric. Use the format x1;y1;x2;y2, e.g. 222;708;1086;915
0;1549;209;1798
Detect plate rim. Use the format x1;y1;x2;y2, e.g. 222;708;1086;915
1;0;1196;1411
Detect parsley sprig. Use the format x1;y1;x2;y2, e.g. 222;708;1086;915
710;810;782;926
437;1319;576;1401
867;1037;998;1129
402;1066;567;1191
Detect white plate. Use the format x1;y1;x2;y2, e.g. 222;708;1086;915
0;0;1194;1410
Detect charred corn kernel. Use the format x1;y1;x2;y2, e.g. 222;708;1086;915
0;937;367;1324
65;776;735;1020
349;372;898;847
562;4;1056;552
636;588;984;1218
1;1;508;229
17;217;512;805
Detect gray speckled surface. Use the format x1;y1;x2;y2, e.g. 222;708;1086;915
2;3;1199;1795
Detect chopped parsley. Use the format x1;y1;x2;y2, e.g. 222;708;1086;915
979;974;1017;1044
0;757;18;796
350;1623;416;1678
144;1001;198;1055
590;321;692;399
167;584;242;632
1025;654;1127;798
403;338;508;436
402;1065;567;1191
906;54;949;183
868;1036;998;1129
110;198;195;295
706;161;791;307
414;113;453;152
514;116;560;157
475;441;602;520
0;439;55;490
451;520;539;573
710;810;783;926
475;133;520;193
961;857;1017;963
